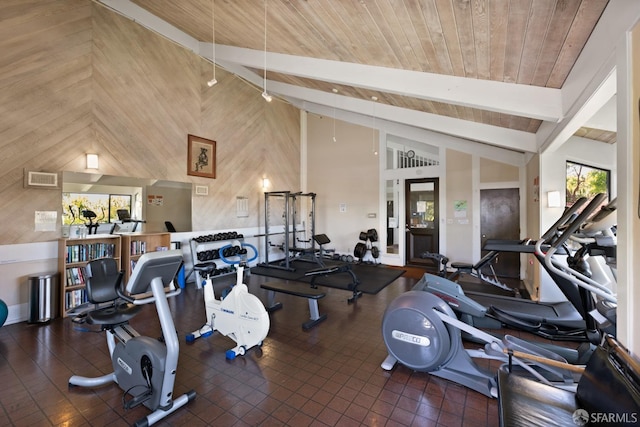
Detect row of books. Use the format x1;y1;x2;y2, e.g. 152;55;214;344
65;289;88;310
65;243;117;263
130;240;148;255
129;242;170;256
65;267;87;287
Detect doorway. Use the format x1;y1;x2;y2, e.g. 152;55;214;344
405;178;439;268
479;188;520;278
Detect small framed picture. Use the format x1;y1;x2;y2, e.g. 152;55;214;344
187;134;216;179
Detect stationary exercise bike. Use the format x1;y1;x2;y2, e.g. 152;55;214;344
186;242;270;359
68;250;195;427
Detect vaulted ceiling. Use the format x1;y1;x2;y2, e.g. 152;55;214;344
98;0;638;157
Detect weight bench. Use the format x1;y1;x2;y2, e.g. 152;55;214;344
497;335;640;426
305;263;362;304
261;281;327;330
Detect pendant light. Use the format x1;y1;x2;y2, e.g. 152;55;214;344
207;0;217;87
261;0;272;102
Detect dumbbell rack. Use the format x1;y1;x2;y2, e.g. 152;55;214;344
354;229;381;264
189;231;244;287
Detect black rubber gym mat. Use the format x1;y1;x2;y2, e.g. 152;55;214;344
250;259;405;295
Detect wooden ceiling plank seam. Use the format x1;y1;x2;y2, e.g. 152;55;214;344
283;0;352;62
546;0;609;88
325;1;376;65
451;0;478;78
420;0;455;75
529;0;581;88
348;0;400;68
321;0;377;64
268;0;333;60
472;0;490;80
434;0;466;77
515;0;556;86
368;0;420;71
403;0;441;74
99;0;200;53
131;0;210;42
503;0;532;84
488;0;509;82
213;1;264;50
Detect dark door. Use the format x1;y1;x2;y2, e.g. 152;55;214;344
405;178;439;268
480;188;520;278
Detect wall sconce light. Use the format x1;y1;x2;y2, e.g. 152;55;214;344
262;178;270;189
86;153;99;169
547;190;562;208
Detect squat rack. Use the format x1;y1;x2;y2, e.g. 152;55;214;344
260;191;317;271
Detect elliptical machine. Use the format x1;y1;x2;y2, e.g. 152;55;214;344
69;250;195;427
381;283;580;398
421;194;611;344
186;241;270;359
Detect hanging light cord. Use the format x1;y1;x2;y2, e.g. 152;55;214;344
211;0;216;81
263;0;268;92
207;0;217;86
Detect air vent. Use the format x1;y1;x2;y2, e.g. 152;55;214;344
195;185;208;196
25;171;59;188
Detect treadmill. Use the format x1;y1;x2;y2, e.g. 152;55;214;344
422;194;609;343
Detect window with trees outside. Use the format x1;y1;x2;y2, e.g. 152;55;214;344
63;193;132;226
566;161;610;207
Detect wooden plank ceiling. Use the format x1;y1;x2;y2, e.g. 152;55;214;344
113;0;614;152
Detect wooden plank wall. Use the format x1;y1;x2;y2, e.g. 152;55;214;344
0;0;300;244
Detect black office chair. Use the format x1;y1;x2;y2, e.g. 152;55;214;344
165;221;177;232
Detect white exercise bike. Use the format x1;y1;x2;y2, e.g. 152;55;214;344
186;242;269;359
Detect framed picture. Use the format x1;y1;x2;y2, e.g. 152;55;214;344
187;134;216;179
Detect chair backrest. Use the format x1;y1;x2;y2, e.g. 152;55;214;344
165;221;177;232
85;258;123;304
577;336;640;415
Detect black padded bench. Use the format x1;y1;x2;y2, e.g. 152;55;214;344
261;281;327;330
497;335;640;426
305;263;362;303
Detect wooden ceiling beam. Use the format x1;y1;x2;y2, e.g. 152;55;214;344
210;43;563;123
217;58;537;153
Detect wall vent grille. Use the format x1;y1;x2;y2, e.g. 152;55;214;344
25;171;59;188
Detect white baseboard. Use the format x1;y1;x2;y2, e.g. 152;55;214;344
5;303;29;326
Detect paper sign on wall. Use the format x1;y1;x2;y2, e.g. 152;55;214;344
147;195;164;206
35;211;57;232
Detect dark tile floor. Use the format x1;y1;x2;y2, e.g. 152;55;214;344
0;266;559;426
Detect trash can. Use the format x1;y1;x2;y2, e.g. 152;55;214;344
28;273;59;323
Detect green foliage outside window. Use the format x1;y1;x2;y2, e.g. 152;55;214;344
63;193;131;225
566;161;609;207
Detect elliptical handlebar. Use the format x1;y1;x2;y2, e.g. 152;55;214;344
534;193;616;303
539;196;588;242
546;193;607;250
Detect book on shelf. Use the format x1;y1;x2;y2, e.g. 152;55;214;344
65;243;116;263
65;266;86;287
65;288;88;310
130;240;147;255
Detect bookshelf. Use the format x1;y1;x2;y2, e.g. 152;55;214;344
58;234;121;318
120;232;171;282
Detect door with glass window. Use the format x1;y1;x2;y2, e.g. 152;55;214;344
405;178;439;268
